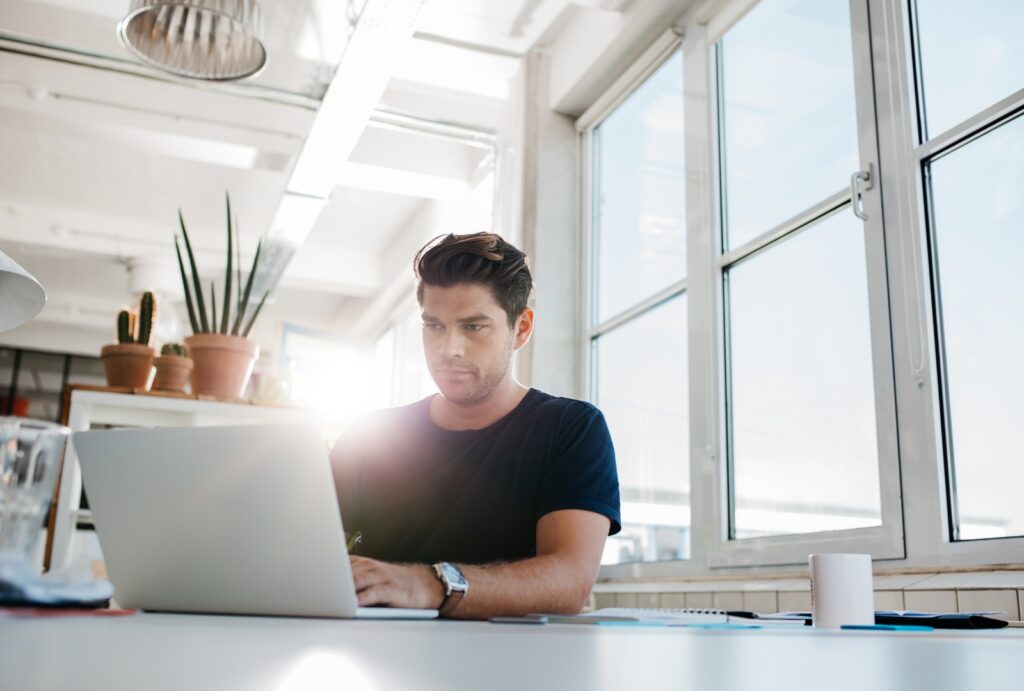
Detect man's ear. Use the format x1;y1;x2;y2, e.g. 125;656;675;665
514;307;534;350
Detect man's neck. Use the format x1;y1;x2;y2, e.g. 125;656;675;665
429;380;530;431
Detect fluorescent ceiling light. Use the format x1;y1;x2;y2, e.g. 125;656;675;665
268;193;327;245
287;0;425;199
335;162;469;200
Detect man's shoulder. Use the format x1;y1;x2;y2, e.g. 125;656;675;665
522;390;606;427
528;389;602;414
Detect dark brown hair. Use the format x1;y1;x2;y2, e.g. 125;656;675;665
414;232;533;326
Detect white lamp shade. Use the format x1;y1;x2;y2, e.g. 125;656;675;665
0;251;46;332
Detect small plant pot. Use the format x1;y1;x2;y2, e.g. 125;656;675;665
152;355;193;393
100;344;155;390
185;334;259;399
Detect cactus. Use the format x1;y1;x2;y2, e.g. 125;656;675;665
160;342;188;357
127;310;137;343
136;291;157;346
116;310;132;344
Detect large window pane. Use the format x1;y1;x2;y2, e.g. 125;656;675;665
595;296;688;563
914;0;1024;139
719;0;858;249
929;114;1024;540
593;51;685;323
727;211;880;538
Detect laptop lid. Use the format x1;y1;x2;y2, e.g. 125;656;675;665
75;423;363;618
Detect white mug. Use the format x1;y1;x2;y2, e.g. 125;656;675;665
809;553;874;628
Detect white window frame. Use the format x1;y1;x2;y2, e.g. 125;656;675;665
577;30;690;574
893;0;1024;564
582;0;1024;580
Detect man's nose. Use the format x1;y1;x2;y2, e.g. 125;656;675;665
438;329;466;359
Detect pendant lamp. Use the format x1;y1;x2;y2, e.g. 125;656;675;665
0;251;46;332
118;0;267;81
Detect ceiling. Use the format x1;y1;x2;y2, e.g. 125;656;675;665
0;0;587;354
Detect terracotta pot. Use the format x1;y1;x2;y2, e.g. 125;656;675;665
152;355;193;393
100;344;155;389
185;334;259;399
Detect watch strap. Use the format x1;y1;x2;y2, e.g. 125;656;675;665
438;587;465;617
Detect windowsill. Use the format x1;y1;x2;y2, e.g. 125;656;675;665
594;564;1024;593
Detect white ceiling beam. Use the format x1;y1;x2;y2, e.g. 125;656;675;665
0;49;315;134
0;202;379;297
547;0;690;116
335;162;470;200
0;84;301;153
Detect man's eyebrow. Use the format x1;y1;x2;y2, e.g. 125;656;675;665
421;313;495;323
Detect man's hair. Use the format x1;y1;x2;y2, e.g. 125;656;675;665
414;232;533;326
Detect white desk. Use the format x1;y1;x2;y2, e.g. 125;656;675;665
1;613;1020;691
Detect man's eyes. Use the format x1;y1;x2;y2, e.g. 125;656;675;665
422;323;486;332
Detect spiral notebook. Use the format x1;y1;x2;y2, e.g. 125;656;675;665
491;607;804;627
583;607;731;624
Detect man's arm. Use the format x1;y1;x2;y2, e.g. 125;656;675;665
350;508;610;618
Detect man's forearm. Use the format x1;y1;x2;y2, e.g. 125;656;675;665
447;553;597;619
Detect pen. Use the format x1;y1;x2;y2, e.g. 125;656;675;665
347;531;362;553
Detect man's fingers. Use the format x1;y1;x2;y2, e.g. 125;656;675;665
357;584;393;607
350;556;384;591
348;556;387;593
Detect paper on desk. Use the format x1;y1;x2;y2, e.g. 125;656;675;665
0;554;113;607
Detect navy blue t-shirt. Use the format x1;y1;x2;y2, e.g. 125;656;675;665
329;388;620;565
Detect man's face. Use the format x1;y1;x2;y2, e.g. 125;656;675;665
420;282;531;405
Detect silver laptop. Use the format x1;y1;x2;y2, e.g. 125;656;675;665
73;423;437;619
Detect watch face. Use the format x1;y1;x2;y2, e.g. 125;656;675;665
438;562;467;589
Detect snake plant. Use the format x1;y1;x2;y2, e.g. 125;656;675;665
174;192;270;337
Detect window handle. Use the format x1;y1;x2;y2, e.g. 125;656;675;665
850;167;872;221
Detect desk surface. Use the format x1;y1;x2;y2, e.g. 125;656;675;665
1;613;1020;691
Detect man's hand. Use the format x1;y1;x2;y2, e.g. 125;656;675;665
350;556;445;609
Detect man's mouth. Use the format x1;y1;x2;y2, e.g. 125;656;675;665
437;367;473;376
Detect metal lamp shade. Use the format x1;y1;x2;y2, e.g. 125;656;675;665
0;251;46;332
118;0;267;81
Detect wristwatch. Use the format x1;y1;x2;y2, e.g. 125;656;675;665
432;561;468;616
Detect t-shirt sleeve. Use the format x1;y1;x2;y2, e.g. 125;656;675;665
534;403;621;535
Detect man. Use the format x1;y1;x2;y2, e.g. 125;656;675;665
330;232;620;619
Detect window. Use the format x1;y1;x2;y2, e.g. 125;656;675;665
718;0;859;250
716;0;896;548
593;52;687;324
588;49;688;564
913;1;1024;542
912;0;1024;139
595;296;689;561
580;0;1024;575
726;211;881;538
